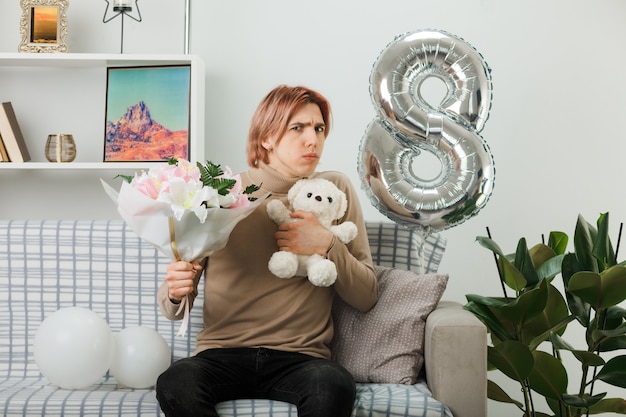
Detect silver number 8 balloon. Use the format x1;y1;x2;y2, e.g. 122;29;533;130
358;29;496;233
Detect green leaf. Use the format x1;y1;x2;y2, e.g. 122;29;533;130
527;316;575;352
596;312;626;351
597;322;626;338
550;332;606;366
476;236;506;257
572;350;606;367
594;355;626;388
562;392;606;409
568;271;601;307
589;306;626;352
607;306;626;320
599;266;626;306
514;238;540;288
213;177;237;196
574;214;599;272
569;266;626;309
486;379;524;408
464;298;514;342
522;282;570;346
497;255;527;293
488;340;534;382
197;160;224;177
114;174;134;183
593;212;616;271
549;331;575;350
500;279;548;327
548;231;569;255
562;253;592;327
527;350;568;400
536;253;565;281
596;336;626;352
243;183;261;195
465;294;506;308
475;235;528;292
546;396;577;416
529;243;557;271
588;397;626;414
196;160;237;196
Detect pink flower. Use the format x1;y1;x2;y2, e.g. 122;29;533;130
171;158;201;183
131;171;162;200
218;167;250;208
229;192;251;209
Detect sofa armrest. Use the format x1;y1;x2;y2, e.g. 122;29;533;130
424;301;487;417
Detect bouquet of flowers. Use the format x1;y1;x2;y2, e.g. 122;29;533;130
102;158;265;336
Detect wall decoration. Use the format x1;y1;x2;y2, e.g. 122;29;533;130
104;65;191;162
19;0;69;53
102;0;142;54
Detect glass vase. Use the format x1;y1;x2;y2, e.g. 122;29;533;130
45;134;76;163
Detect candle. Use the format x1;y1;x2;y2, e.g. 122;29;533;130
113;0;132;11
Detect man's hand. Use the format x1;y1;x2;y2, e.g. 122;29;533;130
165;260;203;303
274;210;334;257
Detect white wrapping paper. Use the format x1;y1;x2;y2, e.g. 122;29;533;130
102;179;264;336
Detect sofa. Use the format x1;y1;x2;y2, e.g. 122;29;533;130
0;220;487;417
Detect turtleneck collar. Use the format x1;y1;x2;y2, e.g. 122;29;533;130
247;162;312;196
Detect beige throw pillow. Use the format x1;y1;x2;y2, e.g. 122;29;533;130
330;265;448;384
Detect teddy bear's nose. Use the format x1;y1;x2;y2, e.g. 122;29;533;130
315;195;322;202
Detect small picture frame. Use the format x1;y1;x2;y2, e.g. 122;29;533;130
19;0;69;53
104;65;192;163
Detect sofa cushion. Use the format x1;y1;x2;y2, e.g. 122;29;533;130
0;376;451;417
217;383;452;417
331;266;448;384
365;222;446;274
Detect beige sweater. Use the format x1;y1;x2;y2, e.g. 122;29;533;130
158;164;378;359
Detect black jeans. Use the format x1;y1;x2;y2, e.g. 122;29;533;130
156;347;355;417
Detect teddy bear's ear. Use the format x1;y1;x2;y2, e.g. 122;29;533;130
287;179;307;202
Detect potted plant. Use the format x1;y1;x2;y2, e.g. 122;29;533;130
465;212;626;416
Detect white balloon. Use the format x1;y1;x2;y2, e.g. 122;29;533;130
34;307;114;389
110;326;171;389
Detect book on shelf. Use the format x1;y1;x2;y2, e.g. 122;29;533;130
0;101;31;162
0;133;10;162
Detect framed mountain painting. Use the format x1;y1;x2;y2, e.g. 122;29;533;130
104;65;191;162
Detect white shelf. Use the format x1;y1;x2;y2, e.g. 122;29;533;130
0;53;200;68
0;53;205;170
0;162;163;170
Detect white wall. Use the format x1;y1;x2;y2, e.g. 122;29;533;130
1;1;625;415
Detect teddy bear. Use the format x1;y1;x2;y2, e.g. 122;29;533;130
266;178;358;287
